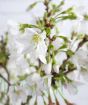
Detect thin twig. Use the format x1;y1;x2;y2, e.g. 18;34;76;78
3;66;11;92
0;74;11;86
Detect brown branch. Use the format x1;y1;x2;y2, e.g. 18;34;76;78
0;74;11;86
3;66;11;92
44;0;54;29
0;65;11;92
4;96;10;105
64;68;76;75
44;0;49;13
59;35;88;75
76;35;88;51
21;95;32;105
48;97;55;105
64;99;75;105
56;99;60;105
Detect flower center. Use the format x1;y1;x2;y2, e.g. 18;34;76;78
32;34;41;43
15;90;22;95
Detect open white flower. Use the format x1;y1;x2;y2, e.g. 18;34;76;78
52;37;64;50
7;54;32;84
72;19;88;35
8;86;28;105
1;1;88;104
7;20;24;62
69;38;81;52
19;29;47;64
80;67;88;81
7;20;20;35
64;80;83;95
70;49;88;70
25;73;47;96
70;49;88;81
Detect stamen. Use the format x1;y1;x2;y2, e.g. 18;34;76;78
32;34;41;43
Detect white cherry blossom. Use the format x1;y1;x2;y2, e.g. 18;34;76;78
64;80;83;95
8;86;28;105
19;28;47;64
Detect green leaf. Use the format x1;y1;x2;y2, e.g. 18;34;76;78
40;71;45;77
84;14;88;20
19;24;40;32
56;7;77;21
51;1;64;15
58;0;64;8
61;7;73;14
61;13;77;20
48;44;54;51
0;52;8;66
66;49;74;57
26;1;40;11
52;58;56;65
46;54;51;63
54;43;67;54
18;74;28;81
45;27;51;36
36;19;45;30
51;4;60;14
50;18;55;24
66;61;76;71
58;36;69;42
59;43;67;49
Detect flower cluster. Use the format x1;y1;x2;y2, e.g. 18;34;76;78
0;0;88;105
